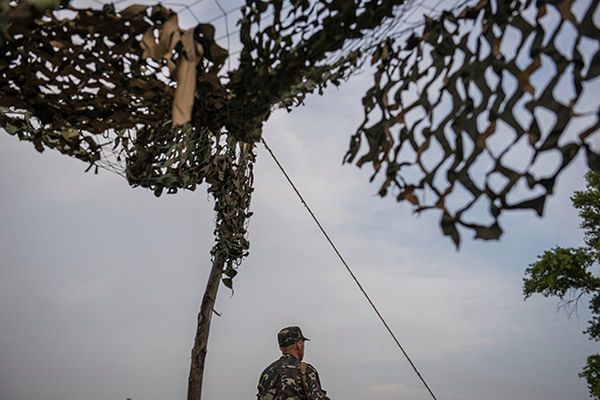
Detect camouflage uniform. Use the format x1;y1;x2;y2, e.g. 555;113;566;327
257;327;331;400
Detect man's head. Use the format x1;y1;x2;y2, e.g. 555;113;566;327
278;326;309;360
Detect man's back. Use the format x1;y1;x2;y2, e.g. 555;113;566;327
257;354;330;400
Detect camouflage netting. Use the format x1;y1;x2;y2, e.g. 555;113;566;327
0;2;230;184
0;0;598;260
0;0;250;283
345;0;600;246
225;0;408;141
0;0;408;284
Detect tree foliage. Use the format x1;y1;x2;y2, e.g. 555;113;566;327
581;355;600;400
524;171;600;399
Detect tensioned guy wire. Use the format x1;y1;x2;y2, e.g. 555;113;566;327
261;137;439;400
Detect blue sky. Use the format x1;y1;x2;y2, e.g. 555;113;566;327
1;1;598;400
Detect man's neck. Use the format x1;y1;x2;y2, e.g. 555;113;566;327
282;351;300;360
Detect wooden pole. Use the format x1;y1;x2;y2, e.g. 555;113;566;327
186;253;224;400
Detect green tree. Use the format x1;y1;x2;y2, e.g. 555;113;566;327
524;171;600;399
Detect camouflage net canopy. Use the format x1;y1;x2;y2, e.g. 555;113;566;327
0;0;599;264
345;0;600;245
0;2;232;181
0;0;413;282
0;0;252;283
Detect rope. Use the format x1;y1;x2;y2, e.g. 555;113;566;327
261;137;439;400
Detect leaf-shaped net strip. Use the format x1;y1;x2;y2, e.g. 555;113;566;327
209;142;255;289
345;0;600;246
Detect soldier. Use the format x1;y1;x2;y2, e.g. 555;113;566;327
257;326;331;400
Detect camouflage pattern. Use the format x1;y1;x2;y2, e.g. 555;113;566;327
277;326;310;348
257;353;331;400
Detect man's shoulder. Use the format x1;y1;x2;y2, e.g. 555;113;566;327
261;355;301;376
302;361;319;374
274;354;301;366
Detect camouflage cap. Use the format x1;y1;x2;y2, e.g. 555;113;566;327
277;326;310;348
